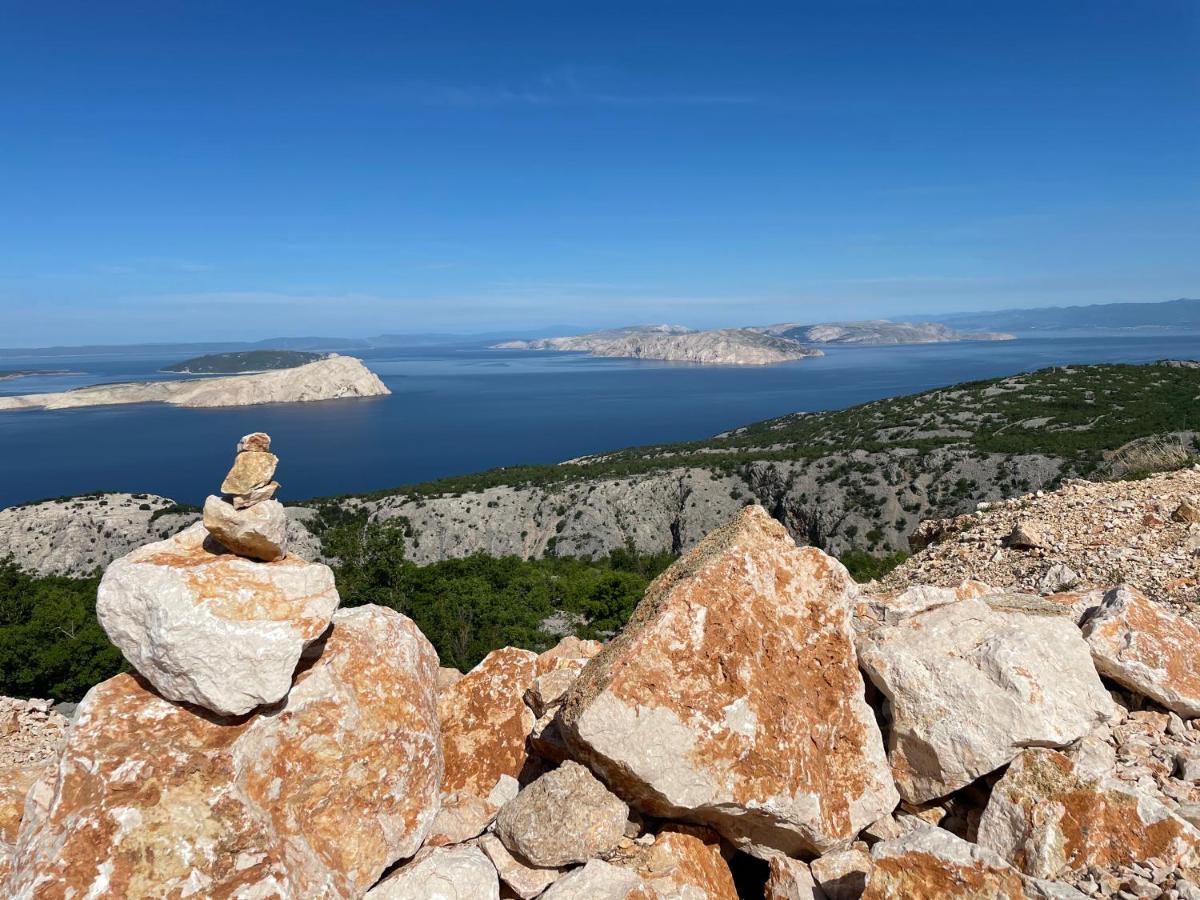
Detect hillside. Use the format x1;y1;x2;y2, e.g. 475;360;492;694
757;319;1014;344
934;296;1200;334
496;326;822;366
161;349;326;373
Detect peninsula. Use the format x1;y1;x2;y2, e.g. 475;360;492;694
0;354;390;412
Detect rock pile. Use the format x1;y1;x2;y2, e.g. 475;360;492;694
202;431;287;561
5;469;1200;898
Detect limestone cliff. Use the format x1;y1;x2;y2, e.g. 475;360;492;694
0;355;389;411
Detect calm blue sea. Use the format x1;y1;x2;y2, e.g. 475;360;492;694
1;335;1197;509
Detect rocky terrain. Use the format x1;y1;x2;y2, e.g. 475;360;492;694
4;460;1200;897
755;319;1014;344
0;354;389;411
496;326;823;366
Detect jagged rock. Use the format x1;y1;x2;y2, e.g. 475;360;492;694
540;860;650;899
810;845;871;900
202;494;288;561
1005;521;1046;550
862;827;1028;899
479;833;565;899
1174;498;1200;524
1083;585;1200;717
559;506;897;857
6;605;443;899
424;775;518;847
436;647;538;842
978;748;1200;879
364;845;499;900
237;431;271;453
496;760;629;867
220;449;278;495
617;825;738;899
526;636;604;716
232;480;280;509
96;522;339;715
857;598;1115;802
765;857;824;900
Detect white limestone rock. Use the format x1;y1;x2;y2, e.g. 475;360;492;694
364;845;499;900
97;522;339;715
202;494;288;561
857;597;1116;802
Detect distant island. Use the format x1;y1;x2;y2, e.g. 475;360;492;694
0;355;390;412
493;319;1013;365
495;326;825;366
0;370;75;381
162;349;328;374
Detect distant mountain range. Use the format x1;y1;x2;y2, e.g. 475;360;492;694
927;297;1200;334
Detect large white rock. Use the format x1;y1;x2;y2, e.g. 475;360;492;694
559;506;898;857
856;598;1116;802
364;845;499;900
97;521;339;716
203;494;288;561
7;605;443;899
1082;585;1200;717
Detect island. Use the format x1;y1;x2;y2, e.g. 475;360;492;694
493;319;1014;365
0;370;75;381
161;349;328;374
494;326;824;366
0;355;390;412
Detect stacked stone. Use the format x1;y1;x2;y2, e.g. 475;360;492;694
202;431;287;562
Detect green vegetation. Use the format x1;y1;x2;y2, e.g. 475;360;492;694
334;363;1200;502
162;349;325;374
0;562;125;701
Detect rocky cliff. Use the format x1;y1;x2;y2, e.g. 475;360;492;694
4;473;1200;898
0;354;389;411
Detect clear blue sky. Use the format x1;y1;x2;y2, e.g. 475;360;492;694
1;1;1196;345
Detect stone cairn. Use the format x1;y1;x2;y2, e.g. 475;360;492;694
201;431;287;561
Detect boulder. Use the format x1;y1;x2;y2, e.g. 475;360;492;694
0;763;45;885
96;522;339;716
810;845;871;900
232;481;280;509
618;825;738;899
202;494;288;561
862;827;1027;899
424;775;518;847
559;506;897;857
220;449;278;495
237;431;272;453
857;598;1115;802
479;833;565;899
1174;498;1200;524
540;860;652;899
363;845;499;900
436;647;538;842
6;605;442;899
1082;585;1200;717
496;760;629;867
1005;521;1045;550
977;748;1200;879
765;857;824;900
856;580;991;629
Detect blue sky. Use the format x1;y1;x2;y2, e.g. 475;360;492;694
1;1;1197;345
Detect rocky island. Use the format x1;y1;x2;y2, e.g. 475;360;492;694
0;354;390;412
160;349;329;374
757;319;1016;344
495;326;824;366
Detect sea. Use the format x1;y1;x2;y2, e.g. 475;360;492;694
1;335;1197;510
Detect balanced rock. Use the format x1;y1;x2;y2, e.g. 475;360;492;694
479;833;565;899
7;605;443;899
203;494;288;561
857;598;1115;802
435;647;538;843
363;845;500;900
220;448;278;496
237;431;271;453
559;505;898;857
862;827;1028;899
496;760;629;867
97;521;338;715
1082;585;1200;717
232;480;279;509
978;748;1200;879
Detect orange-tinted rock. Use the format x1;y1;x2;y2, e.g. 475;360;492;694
1083;585;1200;717
479;832;565;899
220;449;278;495
436;646;538;846
863;827;1027;899
6;605;442;899
623;826;738;900
559;506;898;857
97;522;339;715
764;856;822;900
978;748;1200;879
0;763;45;885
